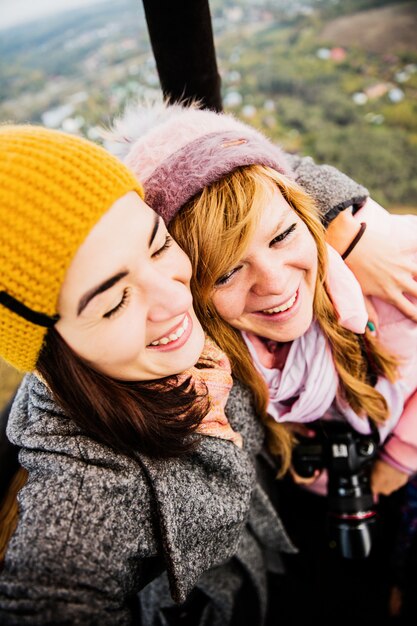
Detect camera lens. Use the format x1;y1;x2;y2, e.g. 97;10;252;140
291;420;379;559
327;471;377;559
328;512;377;559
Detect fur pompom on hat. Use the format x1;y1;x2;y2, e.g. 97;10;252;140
105;99;294;224
0;125;143;372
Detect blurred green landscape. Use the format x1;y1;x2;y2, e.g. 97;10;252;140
1;0;416;209
1;0;416;404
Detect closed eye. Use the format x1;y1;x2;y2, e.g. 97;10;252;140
152;234;173;258
270;223;296;246
103;288;130;319
215;265;243;287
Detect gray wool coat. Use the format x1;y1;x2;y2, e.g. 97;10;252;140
0;161;368;625
0;375;294;625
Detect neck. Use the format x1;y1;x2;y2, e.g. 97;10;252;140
246;333;292;370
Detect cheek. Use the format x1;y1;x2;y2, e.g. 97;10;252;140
90;311;148;366
298;226;318;276
212;288;244;322
173;244;193;282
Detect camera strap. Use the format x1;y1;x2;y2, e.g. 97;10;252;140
368;419;381;446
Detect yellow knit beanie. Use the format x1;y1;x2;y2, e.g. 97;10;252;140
0;125;144;372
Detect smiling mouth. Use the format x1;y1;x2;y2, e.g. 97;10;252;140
261;291;298;315
148;315;189;347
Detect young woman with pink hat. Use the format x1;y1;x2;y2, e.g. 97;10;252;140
108;101;417;489
108;101;417;622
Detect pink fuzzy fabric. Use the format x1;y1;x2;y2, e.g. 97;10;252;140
144;130;293;223
115;103;294;222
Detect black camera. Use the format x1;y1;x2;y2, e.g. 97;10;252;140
292;420;379;559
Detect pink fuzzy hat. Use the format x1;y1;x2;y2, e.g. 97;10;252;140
106;101;294;223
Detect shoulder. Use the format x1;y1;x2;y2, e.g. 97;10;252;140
6;375;157;560
1;380;159;621
226;379;265;454
285;152;369;221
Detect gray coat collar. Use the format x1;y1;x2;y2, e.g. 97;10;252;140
138;438;255;602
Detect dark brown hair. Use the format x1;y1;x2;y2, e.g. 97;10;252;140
36;328;209;458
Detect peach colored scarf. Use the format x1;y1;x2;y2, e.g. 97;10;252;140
180;336;243;449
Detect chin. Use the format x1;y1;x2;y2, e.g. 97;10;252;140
176;330;206;373
188;327;206;363
287;318;314;341
262;313;314;343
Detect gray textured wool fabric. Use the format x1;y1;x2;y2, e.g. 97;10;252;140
287;154;369;224
0;375;294;625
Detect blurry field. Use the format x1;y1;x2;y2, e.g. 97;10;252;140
392;206;417;215
320;2;417;55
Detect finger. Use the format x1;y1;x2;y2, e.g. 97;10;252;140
368;263;417;299
388;264;417;294
364;297;379;333
389;295;417;323
286;422;316;438
401;277;417;299
370;477;386;496
290;468;321;485
375;275;411;299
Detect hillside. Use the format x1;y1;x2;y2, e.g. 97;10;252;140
320;2;417;54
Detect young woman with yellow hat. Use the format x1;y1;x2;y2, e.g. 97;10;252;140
0;125;297;625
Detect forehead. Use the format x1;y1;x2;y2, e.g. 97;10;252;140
86;191;154;241
77;192;155;257
61;192;158;294
251;187;295;239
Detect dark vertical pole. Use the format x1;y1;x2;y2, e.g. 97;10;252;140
142;0;223;111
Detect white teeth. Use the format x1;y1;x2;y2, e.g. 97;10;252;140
149;315;189;346
263;293;297;314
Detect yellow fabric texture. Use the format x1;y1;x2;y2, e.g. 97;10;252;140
0;125;143;372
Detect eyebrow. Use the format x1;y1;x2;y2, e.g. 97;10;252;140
268;214;287;240
76;215;161;316
77;271;129;316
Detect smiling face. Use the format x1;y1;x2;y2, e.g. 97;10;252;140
56;191;205;381
211;185;318;343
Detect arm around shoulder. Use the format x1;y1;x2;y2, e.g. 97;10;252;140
381;391;417;477
285;153;369;223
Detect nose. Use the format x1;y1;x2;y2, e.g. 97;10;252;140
250;256;288;298
144;266;193;323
